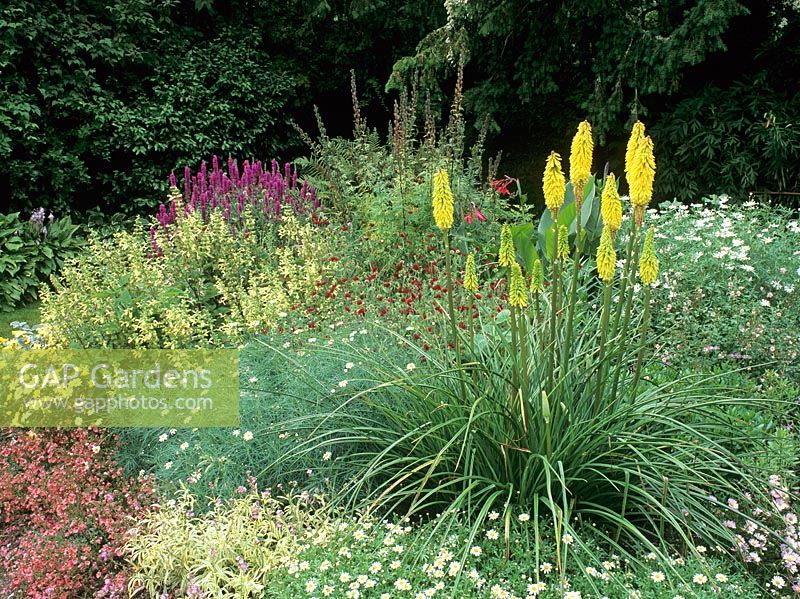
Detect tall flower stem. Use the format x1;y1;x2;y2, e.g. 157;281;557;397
546;223;560;393
593;282;613;416
562;226;583;369
610;229;642;401
611;222;638;338
533;294;545;355
518;308;530;411
509;304;521;400
630;284;652;399
444;231;467;403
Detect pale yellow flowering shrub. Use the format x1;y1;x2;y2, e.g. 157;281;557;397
40;211;334;348
40;227;214;349
126;488;336;598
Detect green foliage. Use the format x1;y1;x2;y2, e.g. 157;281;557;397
0;0;441;215
0;0;174;212
392;0;747;138
296;73;510;268
90;26;299;211
653;77;800;201
0;210;81;311
115;326;417;500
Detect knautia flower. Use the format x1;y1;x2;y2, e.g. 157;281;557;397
543;151;566;216
639;226;659;285
463;253;479;293
530;258;544;294
432;169;454;231
596;225;616;283
509;263;529;308
498;224;515;268
570;120;593;206
625;120;646;177
557;224;570;260
600;173;622;234
628;135;656;225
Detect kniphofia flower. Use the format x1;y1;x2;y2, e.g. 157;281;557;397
596;225;616;283
639;227;659;286
530;258;544;293
509;263;529;308
628;135;656;225
600;173;622;234
569;120;593;207
543;151;566;216
432;169;454;231
498;224;515;268
625;121;646;178
463;253;479;293
557;224;570;260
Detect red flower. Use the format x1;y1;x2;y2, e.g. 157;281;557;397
491;176;515;197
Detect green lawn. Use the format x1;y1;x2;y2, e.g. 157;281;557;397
0;302;41;337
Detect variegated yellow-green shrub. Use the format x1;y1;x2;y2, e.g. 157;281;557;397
126;488;336;598
40;210;335;348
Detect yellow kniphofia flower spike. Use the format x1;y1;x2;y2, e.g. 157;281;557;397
570;120;593;205
432;169;454;231
498;224;515;268
464;253;479;293
543;151;566;216
596;225;616;283
509;263;529;308
600;173;623;234
639;227;659;286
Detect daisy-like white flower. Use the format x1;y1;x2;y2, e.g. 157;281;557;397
518;513;530;522
488;511;500;520
715;573;728;583
164;461;173;470
243;431;253;441
485;529;499;540
562;534;574;545
540;562;553;574
470;546;482;557
339;380;348;388
323;451;332;461
650;571;665;583
322;585;334;597
179;442;189;451
369;562;382;574
406;363;416;371
771;575;786;588
692;573;708;584
394;578;412;591
305;579;318;593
